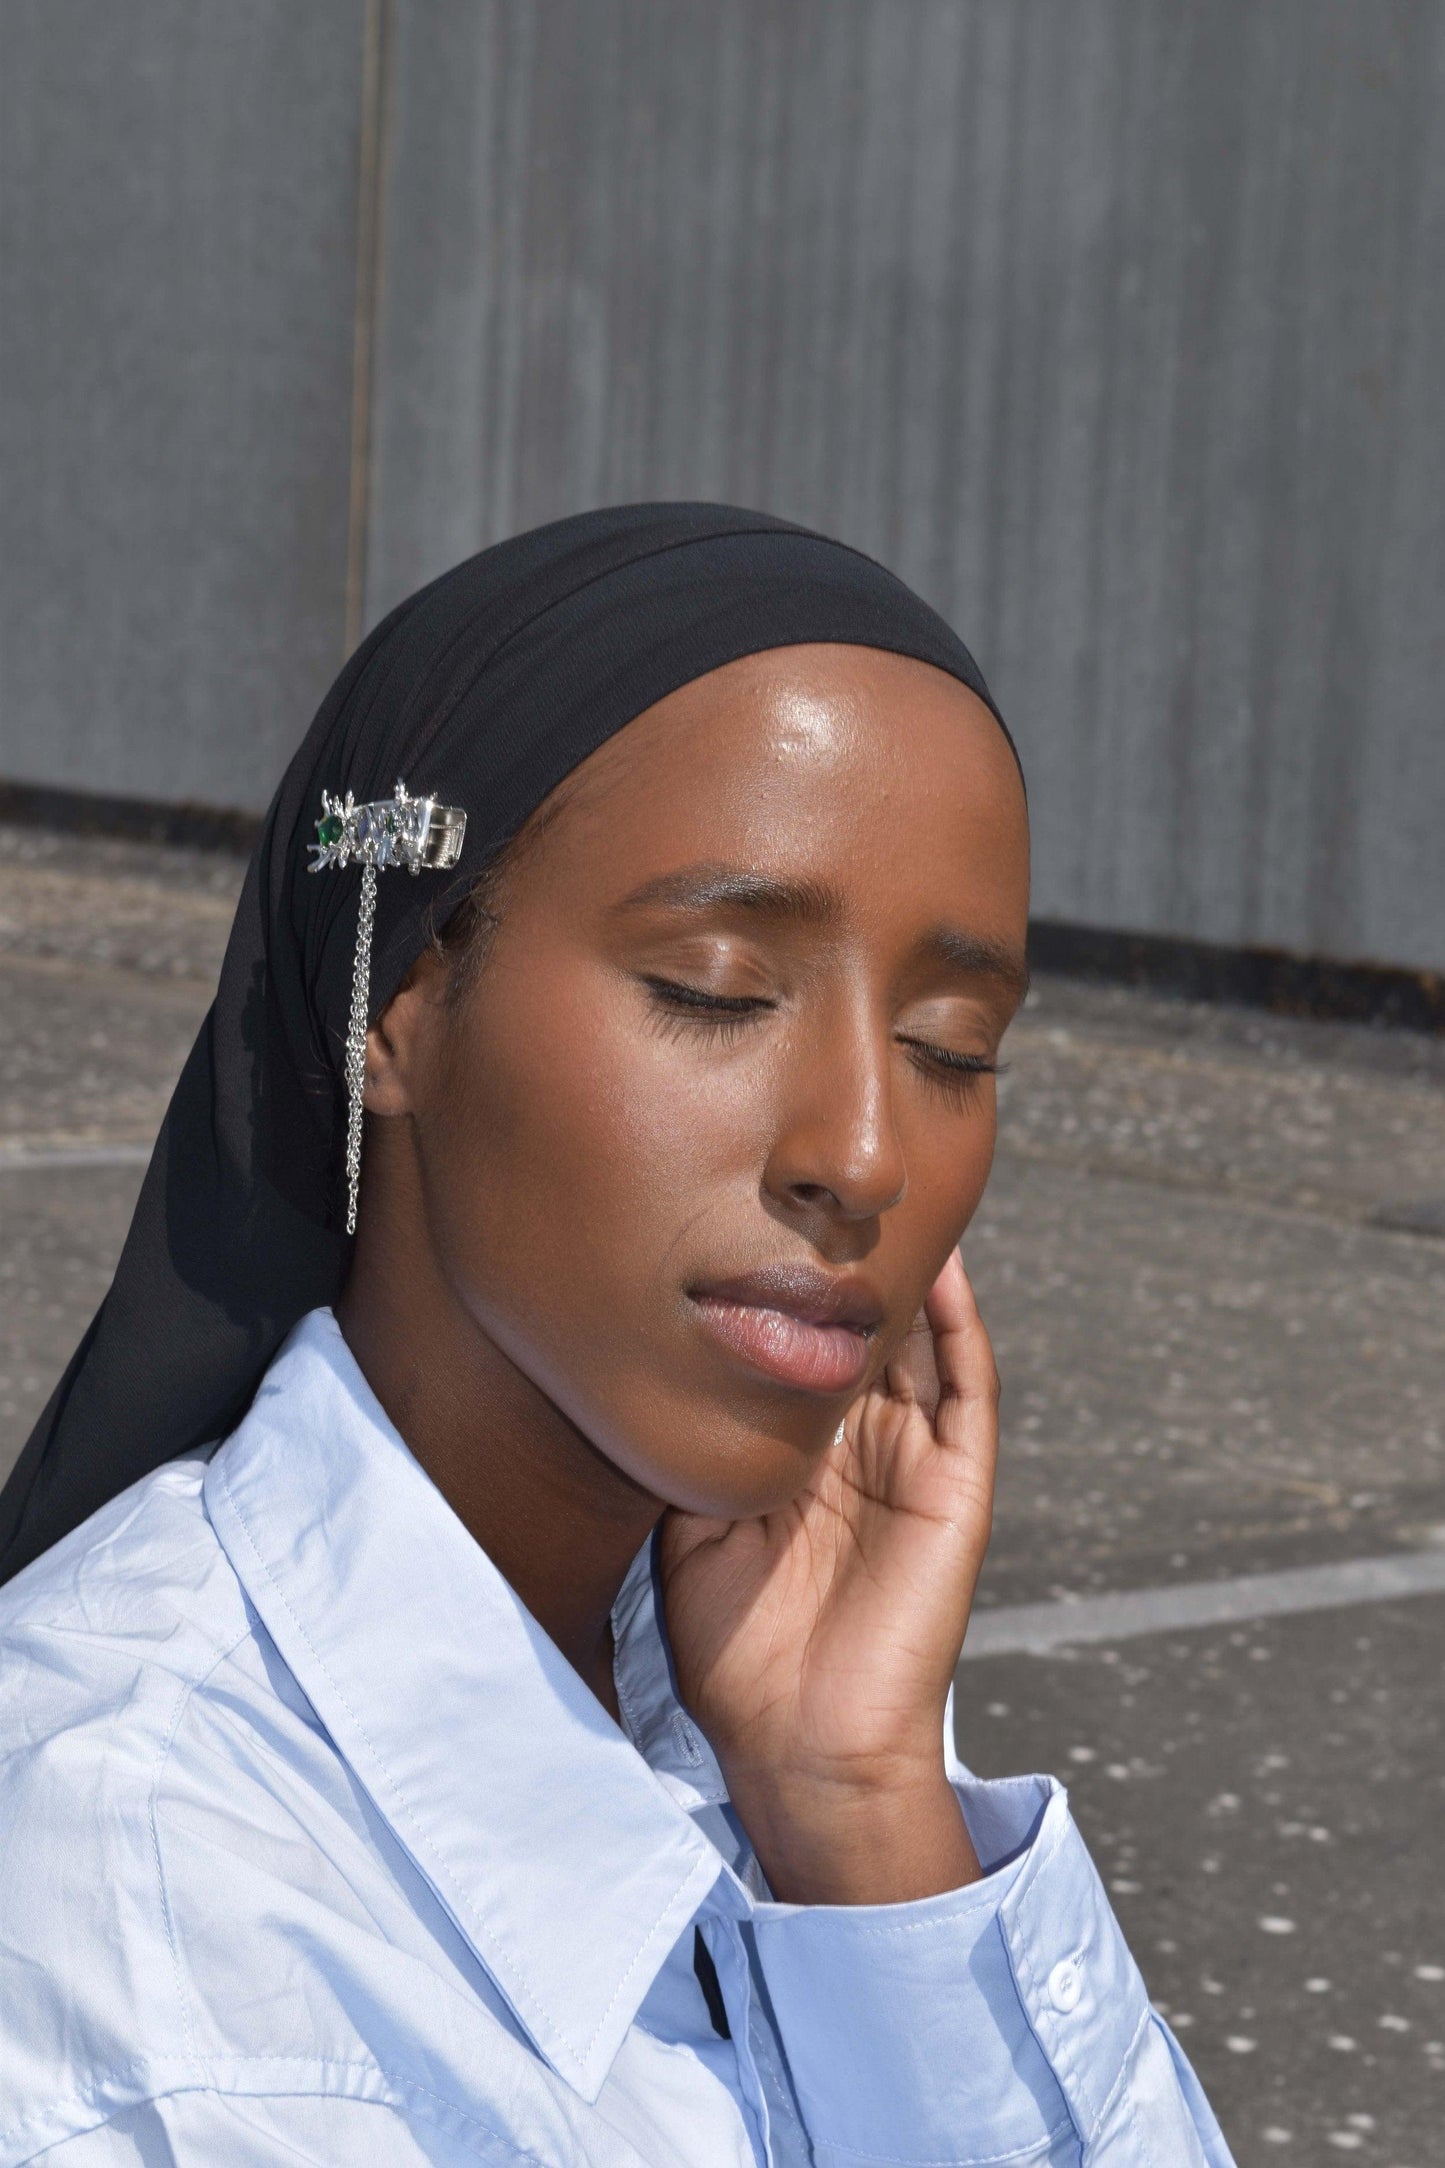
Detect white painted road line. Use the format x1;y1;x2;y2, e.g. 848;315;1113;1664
0;1144;153;1171
963;1549;1445;1658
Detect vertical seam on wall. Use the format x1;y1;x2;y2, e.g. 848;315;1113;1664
344;0;394;655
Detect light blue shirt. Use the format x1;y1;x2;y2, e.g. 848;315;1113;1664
0;1310;1233;2165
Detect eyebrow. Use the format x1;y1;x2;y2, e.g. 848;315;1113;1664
613;865;1030;998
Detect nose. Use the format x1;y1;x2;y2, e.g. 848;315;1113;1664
762;995;907;1225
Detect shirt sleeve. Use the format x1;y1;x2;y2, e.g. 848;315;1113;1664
748;1771;1237;2168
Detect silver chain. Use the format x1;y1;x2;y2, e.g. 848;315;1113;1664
343;860;378;1236
310;779;466;1235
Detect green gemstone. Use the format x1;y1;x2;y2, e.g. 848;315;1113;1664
316;813;344;848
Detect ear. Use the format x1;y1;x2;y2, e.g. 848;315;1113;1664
362;945;451;1119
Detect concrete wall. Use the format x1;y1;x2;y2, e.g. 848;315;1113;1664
0;0;368;808
3;1;1443;971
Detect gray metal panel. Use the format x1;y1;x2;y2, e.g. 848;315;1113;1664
368;0;1445;972
0;0;367;811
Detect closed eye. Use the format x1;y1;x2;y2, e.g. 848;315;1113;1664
642;975;771;1044
898;1037;1001;1107
643;976;768;1016
645;980;1001;1107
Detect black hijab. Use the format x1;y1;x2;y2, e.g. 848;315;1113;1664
0;503;1017;1584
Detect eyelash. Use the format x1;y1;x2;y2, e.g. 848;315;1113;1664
641;978;1001;1105
641;984;762;1049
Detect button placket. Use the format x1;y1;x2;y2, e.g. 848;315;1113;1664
704;1915;773;2167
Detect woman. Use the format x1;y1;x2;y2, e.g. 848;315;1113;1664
0;506;1231;2164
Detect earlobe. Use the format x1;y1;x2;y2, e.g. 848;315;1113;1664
362;955;447;1118
361;1012;412;1117
361;945;452;1118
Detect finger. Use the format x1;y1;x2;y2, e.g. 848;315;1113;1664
882;1305;942;1417
923;1249;1001;1469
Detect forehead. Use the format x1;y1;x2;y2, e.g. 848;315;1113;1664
519;643;1030;930
566;644;1020;817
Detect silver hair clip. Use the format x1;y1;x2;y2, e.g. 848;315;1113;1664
308;779;467;1234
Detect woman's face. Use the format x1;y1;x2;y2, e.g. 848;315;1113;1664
392;643;1029;1517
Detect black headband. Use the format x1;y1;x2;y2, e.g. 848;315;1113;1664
0;501;1017;1583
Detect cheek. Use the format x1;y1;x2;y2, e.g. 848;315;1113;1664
890;1089;999;1289
425;973;820;1509
933;1085;999;1206
431;968;743;1325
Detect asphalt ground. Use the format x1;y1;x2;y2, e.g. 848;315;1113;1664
1;820;1442;2164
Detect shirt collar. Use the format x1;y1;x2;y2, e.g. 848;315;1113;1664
611;1532;730;1812
203;1309;724;2102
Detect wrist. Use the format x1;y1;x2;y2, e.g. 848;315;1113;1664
723;1758;981;1907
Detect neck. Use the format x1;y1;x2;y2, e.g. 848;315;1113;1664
336;1141;661;1721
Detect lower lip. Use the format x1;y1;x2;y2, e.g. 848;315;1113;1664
689;1296;873;1394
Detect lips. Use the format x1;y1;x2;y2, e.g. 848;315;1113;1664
686;1263;884;1395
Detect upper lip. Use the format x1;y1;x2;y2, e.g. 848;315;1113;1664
688;1263;886;1335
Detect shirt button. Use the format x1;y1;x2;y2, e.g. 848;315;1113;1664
1048;1957;1082;2014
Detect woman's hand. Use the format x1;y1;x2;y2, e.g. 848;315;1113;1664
659;1247;999;1905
